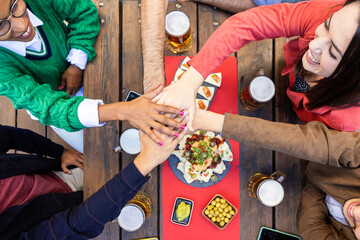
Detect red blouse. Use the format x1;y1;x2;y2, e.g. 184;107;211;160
189;0;360;131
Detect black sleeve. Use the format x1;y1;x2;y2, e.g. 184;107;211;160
0;125;64;159
0;154;62;179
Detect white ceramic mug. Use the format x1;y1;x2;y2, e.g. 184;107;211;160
114;128;141;155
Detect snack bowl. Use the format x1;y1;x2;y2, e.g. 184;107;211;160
202;194;238;229
171;197;194;226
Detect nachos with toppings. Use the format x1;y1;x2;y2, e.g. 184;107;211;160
172;131;233;184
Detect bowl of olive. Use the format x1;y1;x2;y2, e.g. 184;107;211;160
202;194;237;229
171;197;194;226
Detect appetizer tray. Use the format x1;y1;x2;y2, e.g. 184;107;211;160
168;131;233;188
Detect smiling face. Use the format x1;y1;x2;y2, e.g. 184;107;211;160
0;0;36;42
343;198;360;239
302;1;360;79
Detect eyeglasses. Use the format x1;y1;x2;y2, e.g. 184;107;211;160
0;0;27;37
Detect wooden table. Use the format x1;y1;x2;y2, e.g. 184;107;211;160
0;1;306;239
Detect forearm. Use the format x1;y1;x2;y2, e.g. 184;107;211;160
0;125;63;158
20;162;148;239
188;3;304;78
141;0;167;92
222;113;360;167
98;102;130;123
193;0;256;13
194;110;225;133
0;155;61;180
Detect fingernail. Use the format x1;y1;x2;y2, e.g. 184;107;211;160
179;111;184;116
158;141;163;146
58;86;63;90
174;132;179;137
158;84;162;88
180;125;185;130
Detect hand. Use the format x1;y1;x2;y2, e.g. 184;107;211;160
125;85;186;144
60;65;84;96
134;127;188;176
60;148;84;174
153;67;204;131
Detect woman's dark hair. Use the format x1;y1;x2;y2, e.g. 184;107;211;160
301;0;360;110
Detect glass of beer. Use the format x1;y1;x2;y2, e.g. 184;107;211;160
165;10;192;54
239;68;275;111
117;194;152;232
247;171;286;207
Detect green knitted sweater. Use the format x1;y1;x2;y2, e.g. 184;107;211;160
0;0;99;131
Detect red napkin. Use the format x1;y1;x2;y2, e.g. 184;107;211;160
162;56;240;240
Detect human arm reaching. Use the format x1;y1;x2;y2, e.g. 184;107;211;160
141;0;169;92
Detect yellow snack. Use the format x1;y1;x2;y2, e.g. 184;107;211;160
176;201;191;221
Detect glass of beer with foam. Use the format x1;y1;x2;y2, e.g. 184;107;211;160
165;10;192;54
247;171;286;207
239;68;275;110
117;194;152;232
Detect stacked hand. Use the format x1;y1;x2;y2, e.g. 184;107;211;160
152;67;204;132
125;85;188;144
134;125;188;176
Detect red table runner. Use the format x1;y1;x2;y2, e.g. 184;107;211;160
162;56;240;240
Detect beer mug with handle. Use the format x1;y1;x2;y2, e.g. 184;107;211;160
239;67;275;110
247;171;286;207
118;194;152;232
165;10;192;54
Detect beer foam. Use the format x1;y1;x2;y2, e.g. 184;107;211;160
118;205;145;232
249;76;275;102
166;11;190;36
120;128;141;154
257;180;284;207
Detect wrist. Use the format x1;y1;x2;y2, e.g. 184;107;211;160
98;102;128;123
182;66;204;92
197;110;224;133
134;153;157;176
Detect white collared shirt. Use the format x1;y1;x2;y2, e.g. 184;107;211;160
325;195;349;226
0;9;88;69
0;9;104;128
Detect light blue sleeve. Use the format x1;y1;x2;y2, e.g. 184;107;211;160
252;0;281;6
253;0;305;6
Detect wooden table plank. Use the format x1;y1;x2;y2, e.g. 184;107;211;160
122;2;160;239
17;109;45;136
84;0;120;239
198;4;232;53
165;2;198;56
237;39;274;239
274;38;306;235
0;97;15;127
